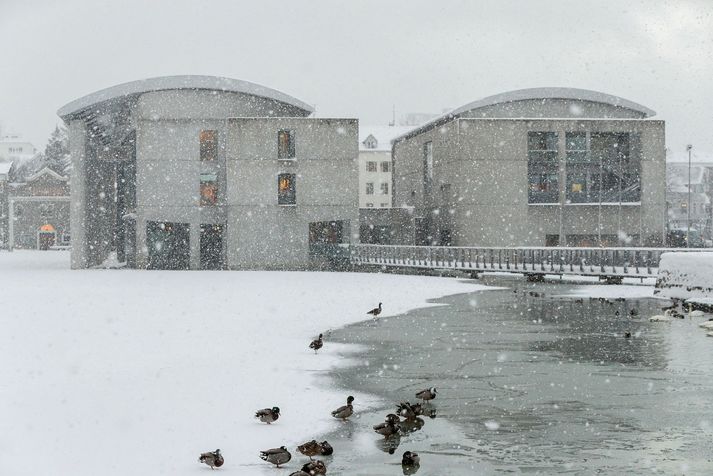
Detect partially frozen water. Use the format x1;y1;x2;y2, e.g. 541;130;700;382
323;276;713;475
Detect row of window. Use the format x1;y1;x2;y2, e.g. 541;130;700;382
365;182;389;195
199;173;297;206
364;203;390;208
199;129;298;161
366;161;390;172
528;131;641;204
6;147;24;153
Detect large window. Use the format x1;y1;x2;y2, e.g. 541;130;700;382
278;130;295;160
366;182;374;195
200;173;218;206
380;182;389;195
528;132;559;203
381;161;390;172
366;161;377;172
565;132;639;203
200;130;217;161
278;173;296;205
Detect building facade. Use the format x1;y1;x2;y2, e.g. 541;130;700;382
7;167;70;249
358;126;412;209
392;88;666;247
59;76;358;270
0;135;37;163
666;161;712;245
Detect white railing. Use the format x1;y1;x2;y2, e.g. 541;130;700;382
350;244;713;278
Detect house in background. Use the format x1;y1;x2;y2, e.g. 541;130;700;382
6;166;70;250
0;135;37;163
58;75;357;270
392;87;667;247
666;154;713;245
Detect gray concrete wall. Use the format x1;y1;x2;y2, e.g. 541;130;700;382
393;117;666;247
226;117;359;269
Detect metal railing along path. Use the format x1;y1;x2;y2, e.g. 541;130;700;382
350;245;713;279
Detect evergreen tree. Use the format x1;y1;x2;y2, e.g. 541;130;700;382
44;125;70;175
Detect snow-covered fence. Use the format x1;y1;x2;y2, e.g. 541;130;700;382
351;244;713;279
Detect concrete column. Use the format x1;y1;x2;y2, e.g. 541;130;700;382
189;221;201;270
557;129;567;246
135;216;148;269
68;121;88;268
7;199;13;251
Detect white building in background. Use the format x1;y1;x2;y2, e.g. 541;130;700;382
358;125;412;209
666;152;713;244
0;135;37;163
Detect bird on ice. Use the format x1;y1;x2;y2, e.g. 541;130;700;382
367;302;382;318
199;449;224;469
331;395;355;420
309;333;324;353
259;446;291;467
255;406;280;424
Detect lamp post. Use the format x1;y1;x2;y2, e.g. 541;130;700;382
687;144;693;248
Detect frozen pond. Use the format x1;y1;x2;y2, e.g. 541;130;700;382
322;276;713;475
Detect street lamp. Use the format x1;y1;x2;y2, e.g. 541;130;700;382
687;144;693;248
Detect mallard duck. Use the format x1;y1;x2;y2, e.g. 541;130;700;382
259;446;291;467
396;401;423;420
367;302;382;317
373;413;401;437
297;440;321;460
299;460;327;475
199;449;224;469
318;441;333;456
255;406;280;424
289;471;311;476
331;395;354;420
309;334;323;353
402;450;420;466
415;387;437;401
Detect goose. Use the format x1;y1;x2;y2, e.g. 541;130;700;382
309;334;324;353
402;451;420;466
299;460;327;475
331;395;354;420
396;401;423;420
373;413;401;437
255;406;280;424
415;387;438;401
649;310;673;322
199;449;224;470
259;446;291;467
367;303;382;318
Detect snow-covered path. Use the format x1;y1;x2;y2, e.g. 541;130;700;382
0;251;493;475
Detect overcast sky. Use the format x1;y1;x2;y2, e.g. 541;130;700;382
1;0;711;159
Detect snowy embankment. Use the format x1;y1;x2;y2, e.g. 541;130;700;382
0;251;492;475
654;251;713;300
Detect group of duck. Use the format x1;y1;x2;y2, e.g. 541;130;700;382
649;303;713;336
199;301;434;474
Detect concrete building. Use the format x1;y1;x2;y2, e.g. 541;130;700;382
392;88;666;247
58;75;358;270
0;162;10;247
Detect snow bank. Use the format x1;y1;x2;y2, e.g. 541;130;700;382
654;252;713;300
556;284;660;300
0;251;491;475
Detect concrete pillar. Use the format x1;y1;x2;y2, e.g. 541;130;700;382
135;216;148;269
68;121;88;268
189;221;201;270
557;128;567;246
7;199;13;251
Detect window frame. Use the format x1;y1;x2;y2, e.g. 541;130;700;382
366;182;374;195
199;130;218;161
200;172;219;206
277;129;296;160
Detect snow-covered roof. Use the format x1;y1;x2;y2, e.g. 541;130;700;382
58;75;314;119
25;167;68;182
359;125;414;151
393;87;656;143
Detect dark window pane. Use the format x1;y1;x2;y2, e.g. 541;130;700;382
278;130;295;159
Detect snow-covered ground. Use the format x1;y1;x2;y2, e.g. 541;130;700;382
0;251;492;475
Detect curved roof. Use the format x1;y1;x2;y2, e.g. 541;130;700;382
58;75;314;118
393;87;656;143
450;87;655;118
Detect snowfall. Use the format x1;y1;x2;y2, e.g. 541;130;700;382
0;251;492;475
